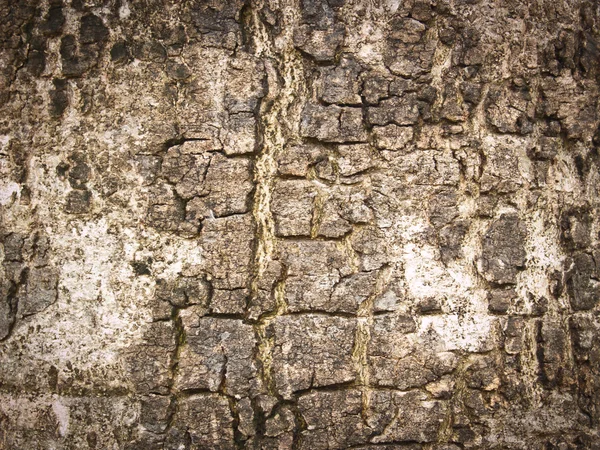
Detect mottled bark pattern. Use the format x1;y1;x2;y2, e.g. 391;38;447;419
1;0;600;449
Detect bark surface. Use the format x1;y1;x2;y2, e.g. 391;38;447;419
1;0;600;449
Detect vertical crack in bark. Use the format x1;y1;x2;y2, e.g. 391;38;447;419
436;355;468;444
0;280;20;343
163;306;186;439
247;0;306;398
352;264;393;423
523;318;544;403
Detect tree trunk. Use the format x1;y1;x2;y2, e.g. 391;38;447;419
1;0;599;448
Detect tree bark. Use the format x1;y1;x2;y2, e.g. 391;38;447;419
1;0;599;448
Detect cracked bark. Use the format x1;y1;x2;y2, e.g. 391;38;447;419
1;0;600;449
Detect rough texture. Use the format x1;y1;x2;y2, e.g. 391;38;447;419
1;0;600;449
